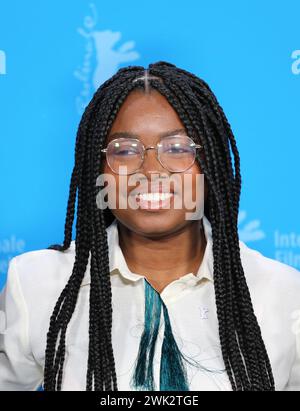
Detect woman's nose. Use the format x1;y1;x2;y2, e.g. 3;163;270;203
139;147;167;177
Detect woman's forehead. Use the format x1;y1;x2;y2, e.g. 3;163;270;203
106;90;186;144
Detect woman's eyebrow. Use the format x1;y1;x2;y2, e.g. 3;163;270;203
108;128;186;140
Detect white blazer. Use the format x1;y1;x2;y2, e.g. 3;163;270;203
1;216;300;391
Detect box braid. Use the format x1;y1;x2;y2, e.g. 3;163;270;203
43;61;275;391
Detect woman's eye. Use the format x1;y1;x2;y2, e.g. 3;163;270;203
115;149;137;156
167;146;189;154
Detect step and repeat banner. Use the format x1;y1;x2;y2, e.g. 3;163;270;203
0;1;299;289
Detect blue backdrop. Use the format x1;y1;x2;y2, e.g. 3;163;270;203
1;0;300;289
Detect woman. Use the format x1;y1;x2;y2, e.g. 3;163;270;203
1;61;299;391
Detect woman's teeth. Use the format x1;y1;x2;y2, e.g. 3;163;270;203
136;192;173;201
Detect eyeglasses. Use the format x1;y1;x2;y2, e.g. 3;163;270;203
101;134;203;175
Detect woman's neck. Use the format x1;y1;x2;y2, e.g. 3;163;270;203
117;220;207;293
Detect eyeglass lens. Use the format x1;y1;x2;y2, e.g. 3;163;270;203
106;135;198;175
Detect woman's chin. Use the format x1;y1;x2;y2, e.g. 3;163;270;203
125;212;188;238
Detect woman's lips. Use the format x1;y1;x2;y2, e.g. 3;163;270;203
135;192;175;211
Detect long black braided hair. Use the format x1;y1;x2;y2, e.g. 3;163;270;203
44;61;275;391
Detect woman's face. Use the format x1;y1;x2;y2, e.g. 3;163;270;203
101;89;206;237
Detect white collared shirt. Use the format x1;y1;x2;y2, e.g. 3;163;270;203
1;216;300;391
